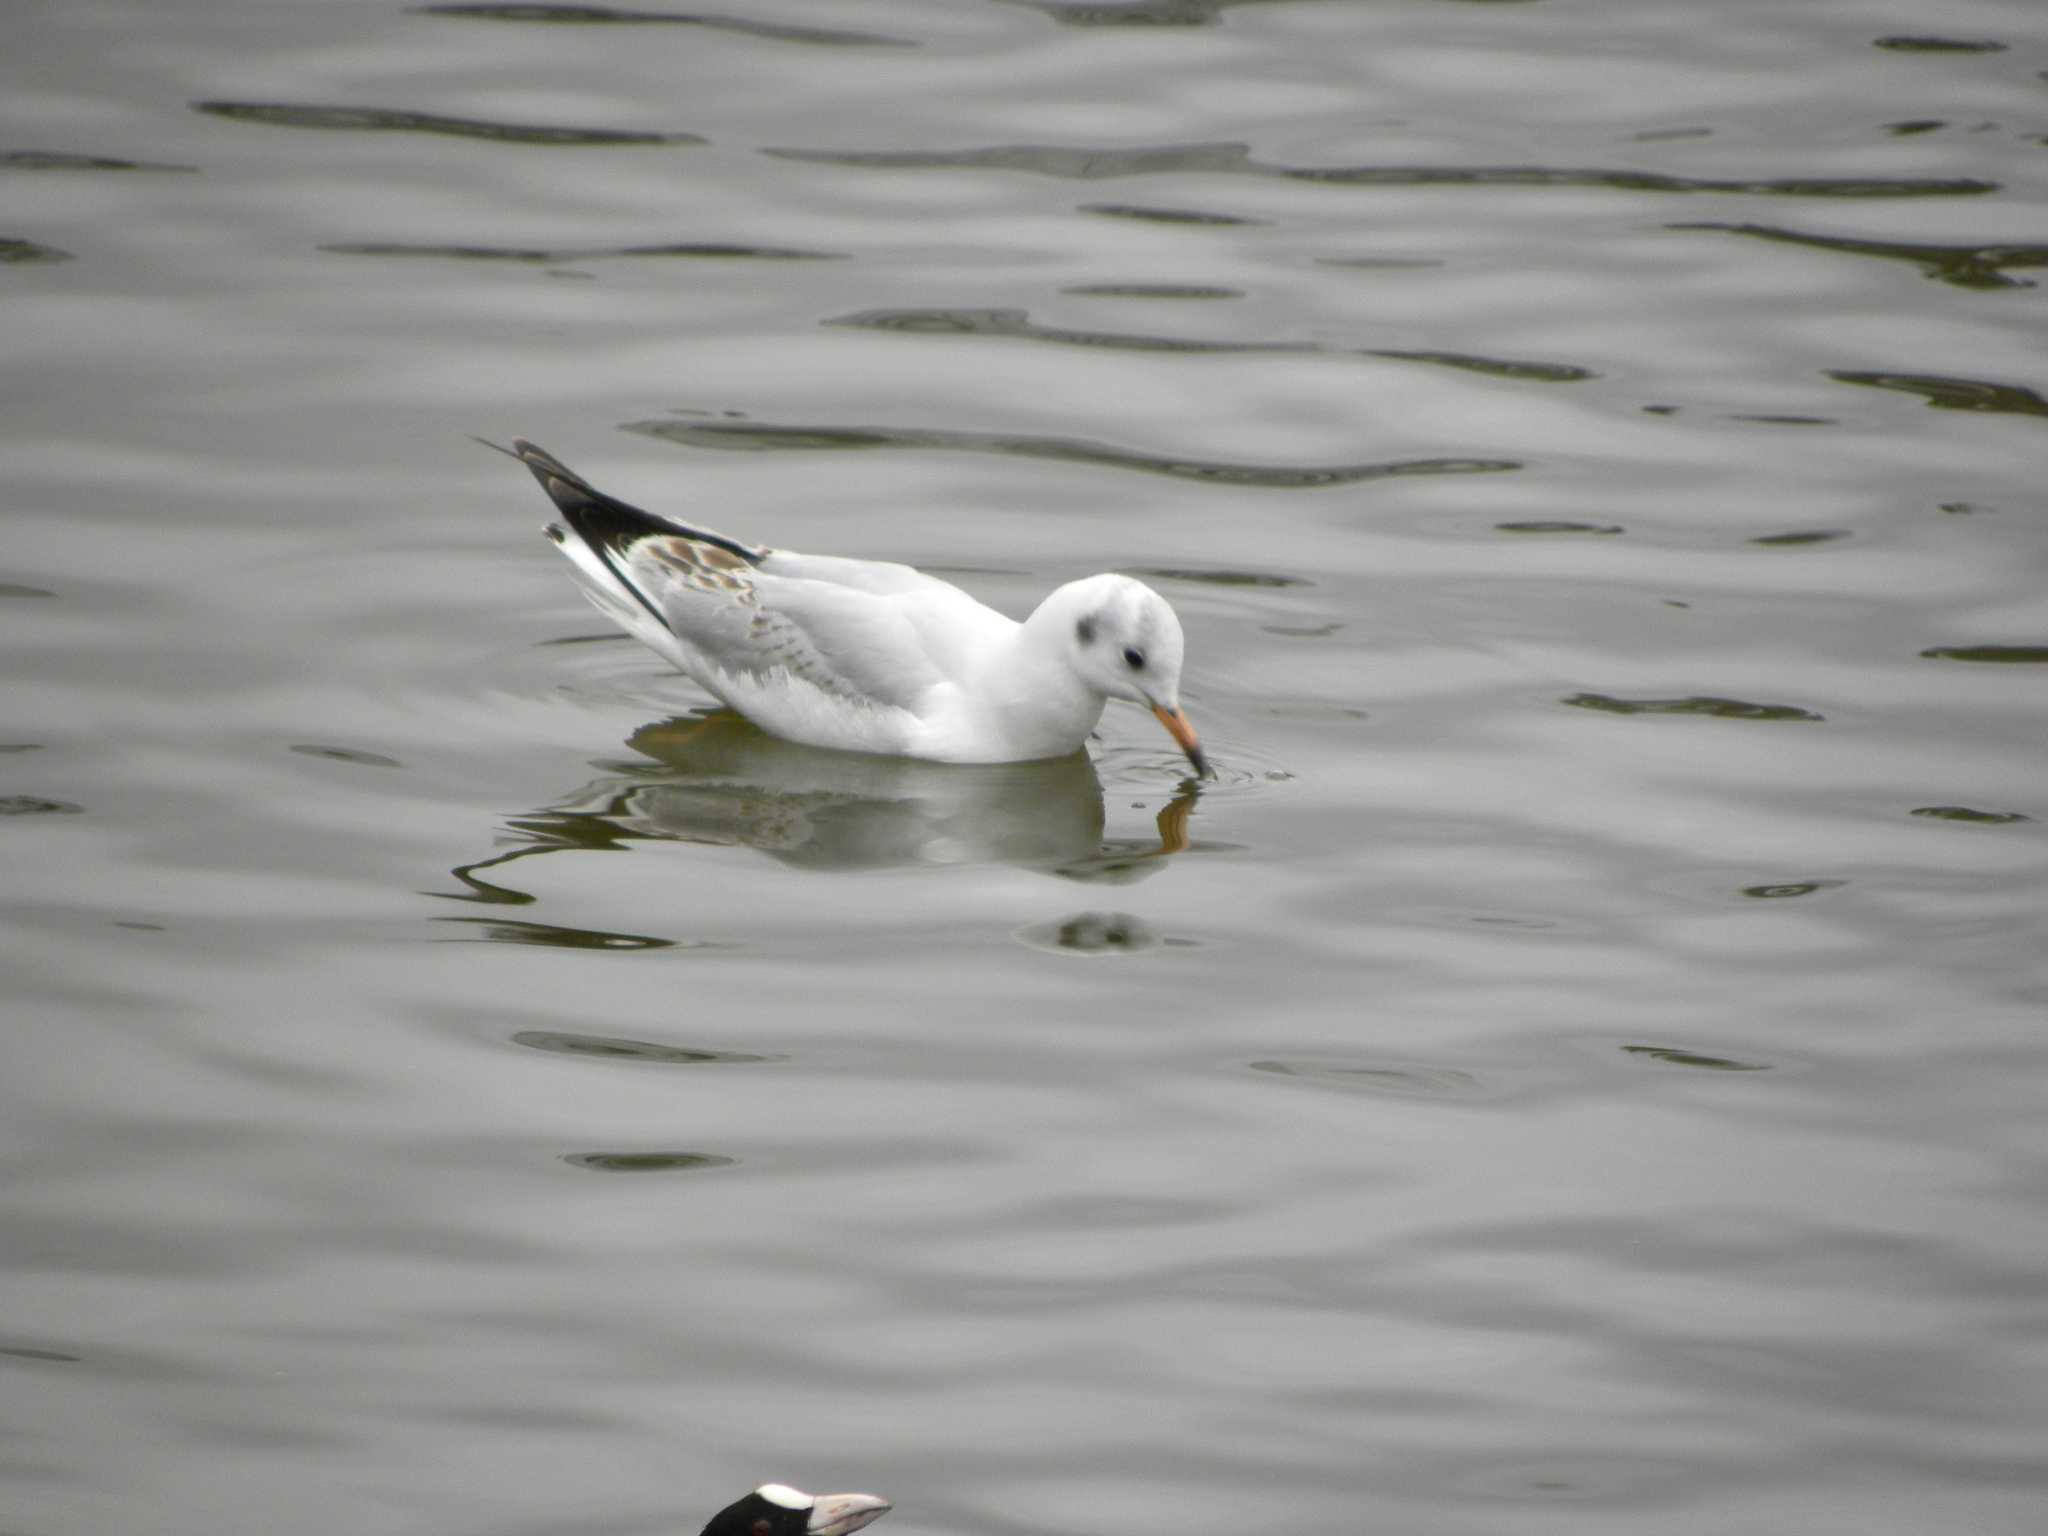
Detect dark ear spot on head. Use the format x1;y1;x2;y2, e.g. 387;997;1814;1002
1076;617;1096;645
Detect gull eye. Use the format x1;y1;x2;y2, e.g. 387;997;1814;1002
1123;647;1146;670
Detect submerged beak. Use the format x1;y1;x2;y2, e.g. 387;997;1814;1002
1150;703;1209;777
807;1495;893;1536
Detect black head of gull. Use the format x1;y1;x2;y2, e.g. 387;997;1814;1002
700;1485;893;1536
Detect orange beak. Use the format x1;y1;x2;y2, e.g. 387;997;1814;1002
1151;703;1209;777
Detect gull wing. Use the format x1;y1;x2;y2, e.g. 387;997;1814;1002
510;439;977;712
625;542;947;711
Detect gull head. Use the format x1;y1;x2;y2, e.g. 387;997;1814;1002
1052;573;1206;775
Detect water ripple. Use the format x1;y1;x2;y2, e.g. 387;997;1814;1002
3;149;196;172
323;240;837;262
1;237;72;264
1062;282;1242;300
1124;567;1308;588
1079;201;1266;225
0;1342;83;1363
561;1151;737;1172
829;305;1297;356
1374;348;1594;383
191;101;702;146
1621;1045;1772;1072
409;3;915;45
827;306;1594;381
1497;520;1623;535
1873;35;2008;52
1;795;84;816
1673;221;2048;290
1748;529;1850;546
1829;370;2048;417
433;917;682;948
627;415;1520;488
772;141;1258;178
290;743;403;768
1561;693;1825;722
510;1029;778;1064
1910;806;2032;825
1247;1058;1491;1101
1919;644;2048;663
768;141;1996;198
1009;0;1296;25
1740;880;1844;899
1015;910;1173;954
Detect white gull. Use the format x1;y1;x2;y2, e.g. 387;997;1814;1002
503;440;1206;772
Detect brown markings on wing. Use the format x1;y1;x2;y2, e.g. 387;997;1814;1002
638;535;873;701
643;536;761;605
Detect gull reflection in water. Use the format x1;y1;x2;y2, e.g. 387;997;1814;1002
447;712;1200;906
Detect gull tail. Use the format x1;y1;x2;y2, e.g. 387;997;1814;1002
507;438;767;568
498;438;769;658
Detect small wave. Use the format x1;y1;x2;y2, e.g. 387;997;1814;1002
1062;283;1243;300
628;414;1520;489
1248;1058;1489;1101
410;3;914;46
828;306;1594;383
1673;221;2048;291
290;743;403;768
0;796;83;816
1622;1045;1771;1071
1920;644;2048;663
3;150;196;173
1829;370;2048;417
511;1030;777;1063
323;240;836;262
768;140;1995;198
1;238;72;264
192;100;701;146
1015;909;1172;955
1562;693;1824;722
1740;880;1844;900
562;1151;737;1173
435;918;683;949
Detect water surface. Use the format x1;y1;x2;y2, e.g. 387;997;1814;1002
5;4;2047;1536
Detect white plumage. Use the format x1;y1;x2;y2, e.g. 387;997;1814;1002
507;440;1206;772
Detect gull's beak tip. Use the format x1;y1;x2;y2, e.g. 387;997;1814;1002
806;1493;893;1536
1150;702;1210;777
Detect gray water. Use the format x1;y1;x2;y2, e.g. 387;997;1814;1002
6;3;2048;1534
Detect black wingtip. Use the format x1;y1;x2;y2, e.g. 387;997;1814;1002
500;445;645;558
503;439;601;510
503;440;770;570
